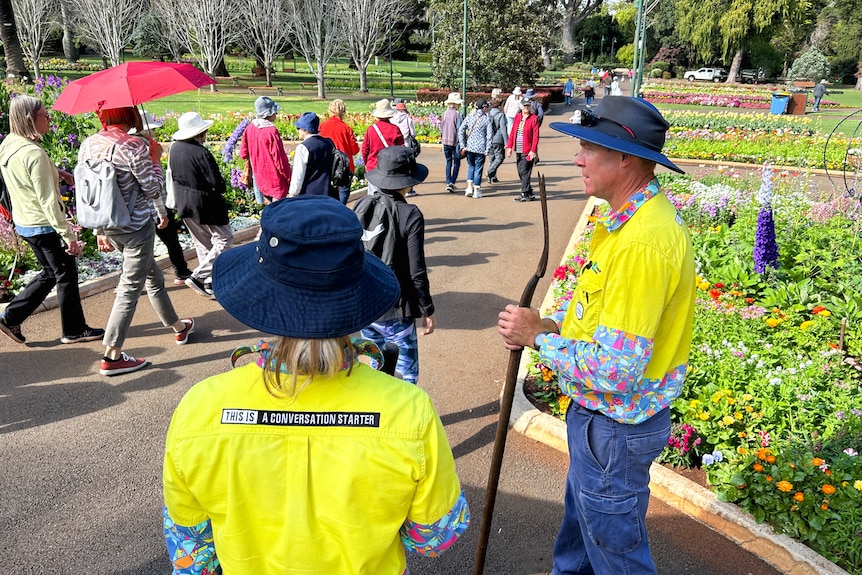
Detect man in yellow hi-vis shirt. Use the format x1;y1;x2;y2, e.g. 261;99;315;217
499;97;695;575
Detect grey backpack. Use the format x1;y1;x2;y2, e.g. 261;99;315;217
75;141;137;231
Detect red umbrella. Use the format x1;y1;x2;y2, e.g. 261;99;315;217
52;61;216;114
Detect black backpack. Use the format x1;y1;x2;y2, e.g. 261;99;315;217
352;193;400;267
330;149;353;190
0;170;12;223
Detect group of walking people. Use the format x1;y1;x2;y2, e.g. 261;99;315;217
439;86;543;202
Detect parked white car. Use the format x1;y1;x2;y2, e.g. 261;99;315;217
684;67;728;82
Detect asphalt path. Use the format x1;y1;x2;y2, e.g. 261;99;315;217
0;102;781;575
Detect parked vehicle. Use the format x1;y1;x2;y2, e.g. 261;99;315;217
684;67;728;82
738;68;766;84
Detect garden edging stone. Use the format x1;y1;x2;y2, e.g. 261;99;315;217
507;192;851;575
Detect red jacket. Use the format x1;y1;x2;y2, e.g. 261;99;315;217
239;121;291;199
506;112;540;155
319;116;360;172
360;120;404;171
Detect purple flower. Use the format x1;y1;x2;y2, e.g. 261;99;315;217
753;207;779;273
223;119;250;162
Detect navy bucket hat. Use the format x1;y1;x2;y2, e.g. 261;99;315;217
294;111;319;133
211;196;400;338
550;96;684;174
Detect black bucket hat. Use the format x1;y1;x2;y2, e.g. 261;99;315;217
365;146;429;190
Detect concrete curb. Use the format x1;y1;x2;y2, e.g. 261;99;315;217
507;197;850;575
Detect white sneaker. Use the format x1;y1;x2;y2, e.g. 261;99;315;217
465;182;473;197
473;187;482;198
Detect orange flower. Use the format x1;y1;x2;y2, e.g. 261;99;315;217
766;455;776;464
825;469;832;476
812;457;824;466
793;492;805;502
822;484;836;495
765;475;773;482
776;480;793;492
821;504;829;511
811;305;825;315
753;463;764;472
744;297;754;304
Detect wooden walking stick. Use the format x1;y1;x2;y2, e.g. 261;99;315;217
472;174;550;575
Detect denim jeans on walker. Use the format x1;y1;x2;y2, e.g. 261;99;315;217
465;152;486;186
360;318;419;384
443;145;461;185
552;404;671;575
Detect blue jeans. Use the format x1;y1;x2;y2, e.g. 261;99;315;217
552;404;670;575
443;145;461;185
466;152;486;187
338;185;351;205
360;318;419;384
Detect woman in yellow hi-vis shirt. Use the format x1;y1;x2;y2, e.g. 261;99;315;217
162;195;469;575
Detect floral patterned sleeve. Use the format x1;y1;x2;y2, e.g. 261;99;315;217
163;507;221;575
400;490;470;557
536;305;653;396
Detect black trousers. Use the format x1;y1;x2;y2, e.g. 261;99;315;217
4;231;87;336
516;153;535;196
154;211;191;278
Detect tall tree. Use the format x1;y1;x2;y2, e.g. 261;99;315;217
430;0;544;90
64;0;145;66
831;0;862;88
58;0;76;62
338;0;413;92
0;0;29;79
284;0;345;99
12;0;58;79
558;0;605;56
164;0;238;90
675;0;812;83
148;0;188;62
236;0;292;87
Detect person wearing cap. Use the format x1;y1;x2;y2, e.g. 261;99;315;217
78;106;194;376
498;97;696;575
458;97;493;198
353;146;435;384
503;86;523;138
361;99;405;195
813;79;829;112
523;88;545;126
440;92;464;193
169;111;234;298
129;110;193;286
391;99;416;146
506;97;540;202
239;96;292;203
288;112;336;199
319;99;360;204
162;195;469;574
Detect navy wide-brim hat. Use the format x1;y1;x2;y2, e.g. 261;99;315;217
550;96;684;174
366;146;429;190
211;196;400;339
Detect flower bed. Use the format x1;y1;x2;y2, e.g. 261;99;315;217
526;166;862;574
640;79;841;109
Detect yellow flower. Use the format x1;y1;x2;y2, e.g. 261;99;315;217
776;480;793;492
800;320;815;331
726;397;736;405
742;393;753;401
818;310;832;317
699;412;710;421
854;480;862;491
745;406;754;413
765;318;781;328
558;395;571;412
722;415;735;426
689;400;701;408
698;281;710;290
734;411;744;420
738;431;747;438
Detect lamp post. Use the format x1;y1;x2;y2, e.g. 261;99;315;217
461;0;468;115
388;28;394;98
611;37;616;60
580;40;585;62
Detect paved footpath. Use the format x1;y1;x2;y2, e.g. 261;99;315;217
0;102;780;574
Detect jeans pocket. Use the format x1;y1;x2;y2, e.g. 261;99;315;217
625;425;671;489
579;489;642;554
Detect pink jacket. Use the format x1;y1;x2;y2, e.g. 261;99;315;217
239;120;291;199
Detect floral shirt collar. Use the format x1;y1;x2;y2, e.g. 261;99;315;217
597;178;661;232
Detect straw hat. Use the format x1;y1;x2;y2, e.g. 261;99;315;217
371;99;396;118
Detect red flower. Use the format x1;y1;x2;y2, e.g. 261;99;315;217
709;289;721;300
714;282;724;289
811;305;825;315
744;297;754;304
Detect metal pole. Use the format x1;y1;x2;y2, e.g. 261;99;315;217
600;35;605;57
462;0;468;115
636;7;647;95
389;30;394;98
631;0;644;96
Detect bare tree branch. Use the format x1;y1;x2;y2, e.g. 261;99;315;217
337;0;412;92
236;0;292;86
63;0;145;66
284;0;345;98
12;0;58;78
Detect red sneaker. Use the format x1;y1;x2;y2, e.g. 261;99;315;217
99;353;148;376
175;318;195;345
